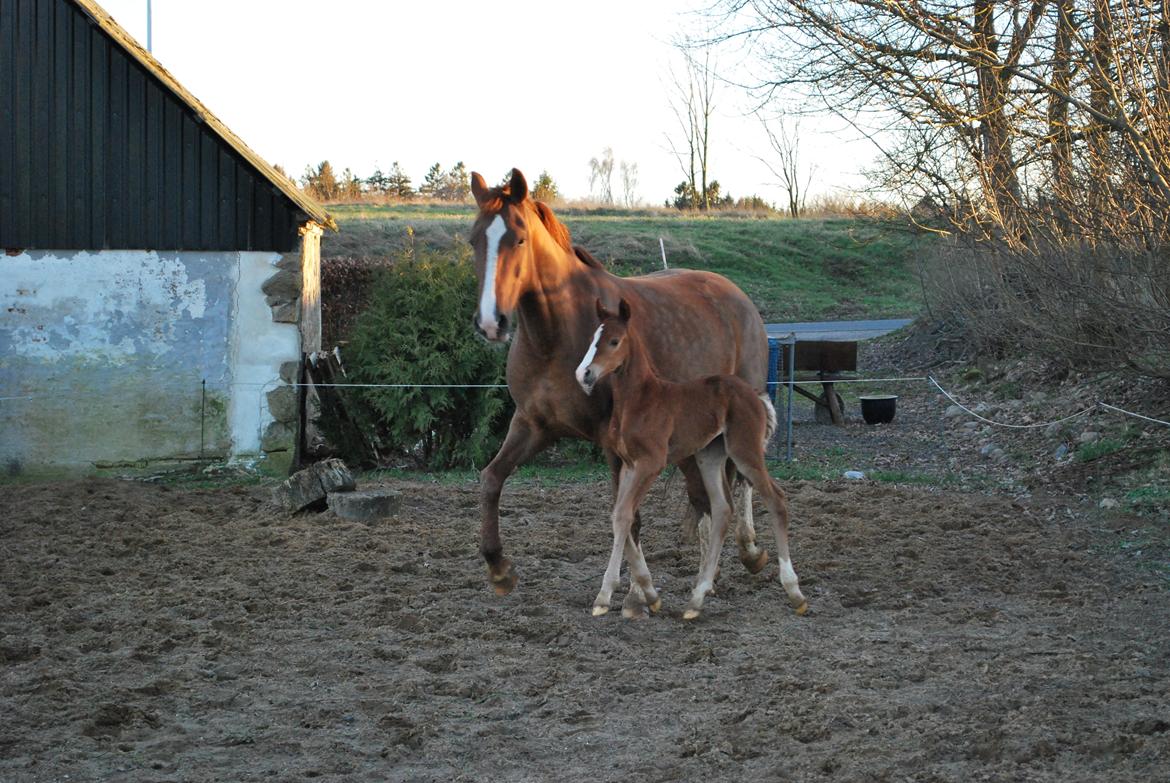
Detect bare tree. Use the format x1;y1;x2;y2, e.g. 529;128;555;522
757;114;815;217
588;147;615;205
620;161;640;207
665;42;717;209
707;0;1170;377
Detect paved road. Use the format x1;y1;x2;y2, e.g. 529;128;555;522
764;318;913;342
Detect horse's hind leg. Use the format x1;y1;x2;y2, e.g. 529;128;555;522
684;444;734;620
727;444;808;615
678;457;710;547
734;474;769;574
480;413;552;595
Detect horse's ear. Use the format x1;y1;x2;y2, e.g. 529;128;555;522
508;168;528;203
618;298;631;322
471;172;491;208
595;298;609;321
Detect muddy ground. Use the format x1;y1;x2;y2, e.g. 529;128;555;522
3;475;1169;782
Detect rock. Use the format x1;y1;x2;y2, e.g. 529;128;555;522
1099;498;1120;510
944;405;965;419
1045;422;1063;439
843;470;866;480
266;385;299;424
328;489;403;521
1053;443;1070;461
979;442;998;457
272;458;355;512
962;421;981;431
990;448;1007;462
1078;431;1101;444
279;360;302;384
260;420;296;453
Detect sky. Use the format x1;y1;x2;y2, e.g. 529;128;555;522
98;0;873;206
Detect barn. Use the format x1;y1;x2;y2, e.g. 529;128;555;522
0;0;336;476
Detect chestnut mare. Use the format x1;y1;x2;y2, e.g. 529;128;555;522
469;169;770;607
577;298;808;619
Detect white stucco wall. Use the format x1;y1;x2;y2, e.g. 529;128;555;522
0;249;299;471
229;252;300;455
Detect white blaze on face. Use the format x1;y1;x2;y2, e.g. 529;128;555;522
478;215;507;334
575;325;605;390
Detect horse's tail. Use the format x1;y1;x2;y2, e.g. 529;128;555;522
758;393;778;446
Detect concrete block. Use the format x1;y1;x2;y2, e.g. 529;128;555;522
328;489;403;521
272;458;355;511
270;300;299;323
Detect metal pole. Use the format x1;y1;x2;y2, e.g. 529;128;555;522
146;0;152;53
786;333;795;462
659;237;668;270
200;378;205;459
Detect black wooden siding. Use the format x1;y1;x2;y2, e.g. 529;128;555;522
0;0;303;252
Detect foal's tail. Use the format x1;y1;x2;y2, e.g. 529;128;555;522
758;393;778;446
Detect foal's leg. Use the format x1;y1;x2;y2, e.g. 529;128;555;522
594;462;660;617
608;451;650;616
684;444;735;620
727;445;808;615
479;413;552;595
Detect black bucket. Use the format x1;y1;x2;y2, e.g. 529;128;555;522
860;395;898;424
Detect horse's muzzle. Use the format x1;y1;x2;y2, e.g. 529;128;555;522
474;312;510;343
577;366;596;395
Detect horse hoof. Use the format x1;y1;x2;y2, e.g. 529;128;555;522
592;605;610;617
621;605;649;620
742;549;770;574
794;601;809;616
486;564;519;594
682;608;700;621
649;598;662;613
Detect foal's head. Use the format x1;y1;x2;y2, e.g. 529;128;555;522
575;298;632;395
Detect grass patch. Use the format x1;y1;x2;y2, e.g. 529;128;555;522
323;204;929;322
1077;437;1129;462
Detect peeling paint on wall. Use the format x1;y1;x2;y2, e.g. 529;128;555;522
0;249;300;469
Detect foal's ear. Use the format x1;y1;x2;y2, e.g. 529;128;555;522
595;297;610;321
508;168;528;203
471;172;491;208
618;298;631;322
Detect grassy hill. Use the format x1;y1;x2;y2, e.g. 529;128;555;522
322;203;929;322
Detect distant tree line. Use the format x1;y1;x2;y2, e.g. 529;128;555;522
300;162;561;205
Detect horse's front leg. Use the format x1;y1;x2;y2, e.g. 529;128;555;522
607;450;651;618
594;460;660;617
480;413;552;595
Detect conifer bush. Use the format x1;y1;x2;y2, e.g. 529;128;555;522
333;245;510;469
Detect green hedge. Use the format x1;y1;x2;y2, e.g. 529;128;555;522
329;245;511;469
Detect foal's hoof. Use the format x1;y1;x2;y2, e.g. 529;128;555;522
649;597;662;613
741;548;770;575
794;601;809;616
488;561;518;596
592;605;610;617
682;608;701;621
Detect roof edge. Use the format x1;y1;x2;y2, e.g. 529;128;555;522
72;0;338;232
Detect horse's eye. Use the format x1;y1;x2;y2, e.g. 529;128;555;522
609;339;619;347
516;238;525;245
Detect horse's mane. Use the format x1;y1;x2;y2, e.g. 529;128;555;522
472;183;604;270
572;245;605;270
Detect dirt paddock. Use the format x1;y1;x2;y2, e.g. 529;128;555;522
3;476;1168;782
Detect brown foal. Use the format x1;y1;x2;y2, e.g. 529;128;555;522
577;299;808;620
